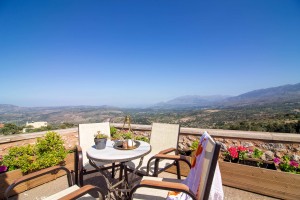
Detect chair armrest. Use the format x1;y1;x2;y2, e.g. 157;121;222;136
146;154;191;176
75;145;83;170
129;179;197;200
5;166;72;199
152;154;192;169
75;145;83;186
158;148;176;154
58;185;105;200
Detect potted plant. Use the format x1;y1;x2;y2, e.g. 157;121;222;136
94;131;108;150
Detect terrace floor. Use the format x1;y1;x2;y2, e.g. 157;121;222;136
10;171;278;200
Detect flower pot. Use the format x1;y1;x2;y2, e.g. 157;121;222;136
94;138;107;150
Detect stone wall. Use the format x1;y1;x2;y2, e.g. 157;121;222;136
1;124;300;163
214;137;300;161
0;128;78;155
112;123;300;162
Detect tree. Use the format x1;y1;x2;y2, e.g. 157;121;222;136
0;123;22;135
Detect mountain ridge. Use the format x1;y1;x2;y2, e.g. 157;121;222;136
1;83;300;110
152;83;300;109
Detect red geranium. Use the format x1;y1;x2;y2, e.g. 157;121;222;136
228;147;238;158
237;146;247;152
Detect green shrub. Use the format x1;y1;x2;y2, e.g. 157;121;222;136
2;145;35;172
2;131;67;174
117;130;134;139
0;123;22;135
111;132;123;140
135;135;150;143
110;126;117;135
252;148;263;159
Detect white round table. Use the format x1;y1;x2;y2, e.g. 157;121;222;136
86;140;151;199
87;140;151;163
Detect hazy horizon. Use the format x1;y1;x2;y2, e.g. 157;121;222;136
1;1;300;107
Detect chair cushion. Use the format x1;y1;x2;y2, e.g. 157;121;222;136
43;185;94;200
133;176;182;200
126;153;175;176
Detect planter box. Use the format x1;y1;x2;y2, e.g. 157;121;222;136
0;153;74;200
224;157;276;170
166;159;300;200
220;161;300;200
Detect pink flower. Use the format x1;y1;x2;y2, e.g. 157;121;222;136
290;160;299;168
228;147;238;158
0;165;7;173
273;157;281;165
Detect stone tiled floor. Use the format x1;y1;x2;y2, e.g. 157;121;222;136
10;171;278;200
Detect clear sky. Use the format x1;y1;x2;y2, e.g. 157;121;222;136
0;0;299;107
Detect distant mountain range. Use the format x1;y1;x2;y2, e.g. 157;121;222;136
152;83;300;109
1;83;300;124
1;83;300;113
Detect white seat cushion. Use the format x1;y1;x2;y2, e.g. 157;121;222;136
43;185;94;200
132;176;182;200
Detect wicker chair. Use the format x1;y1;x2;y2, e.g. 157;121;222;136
75;122;117;186
5;166;104;200
126;123;190;179
129;132;221;200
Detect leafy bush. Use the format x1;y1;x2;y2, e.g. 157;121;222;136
252;148;263;159
111;132;123;140
2;131;67;174
111;129;135;140
110;126;122;140
110;126;117;135
118;130;133;139
0;123;23;135
135;135;150;143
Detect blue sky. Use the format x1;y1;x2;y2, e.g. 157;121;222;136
0;0;299;107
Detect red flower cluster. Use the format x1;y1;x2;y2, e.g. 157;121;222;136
237;146;247;152
228;147;238;158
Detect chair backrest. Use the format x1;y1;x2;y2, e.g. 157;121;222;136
197;133;220;200
149;123;180;154
181;132;220;200
78;122;110;165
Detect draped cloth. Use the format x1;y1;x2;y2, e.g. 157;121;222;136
166;132;224;200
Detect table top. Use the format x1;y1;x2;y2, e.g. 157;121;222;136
87;140;151;163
